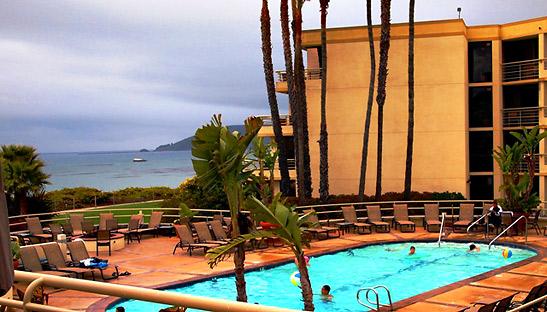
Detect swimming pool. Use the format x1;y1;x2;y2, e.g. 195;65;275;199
107;242;536;312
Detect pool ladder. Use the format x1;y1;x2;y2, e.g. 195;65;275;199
357;285;393;311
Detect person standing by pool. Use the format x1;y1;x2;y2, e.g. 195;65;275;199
408;246;416;255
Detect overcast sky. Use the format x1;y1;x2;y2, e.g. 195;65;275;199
1;1;545;153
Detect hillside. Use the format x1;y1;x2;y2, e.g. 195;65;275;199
154;125;246;151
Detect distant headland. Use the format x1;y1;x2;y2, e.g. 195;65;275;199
153;125;245;152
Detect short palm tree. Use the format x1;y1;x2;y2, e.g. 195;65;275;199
1;145;50;215
206;194;315;311
191;115;262;302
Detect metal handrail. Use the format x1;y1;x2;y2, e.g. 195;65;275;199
438;213;446;247
507;291;547;312
488;215;527;249
467;213;489;237
357;285;393;311
0;271;300;312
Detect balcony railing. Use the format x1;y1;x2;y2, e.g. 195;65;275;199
502;107;543;128
257;114;292;126
502;59;542;82
275;68;321;82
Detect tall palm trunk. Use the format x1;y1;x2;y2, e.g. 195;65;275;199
404;0;415;200
319;0;330;203
260;0;291;197
375;0;392;200
358;0;376;201
297;252;314;311
226;189;247;302
292;0;313;200
18;194;28;216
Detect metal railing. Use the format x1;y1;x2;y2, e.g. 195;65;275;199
502;59;541;82
438;213;446;247
502;107;542;128
488;215;527;249
275;68;321;82
357;285;393;311
467;213;489;238
507;292;547;312
256;114;292;127
0;271;300;312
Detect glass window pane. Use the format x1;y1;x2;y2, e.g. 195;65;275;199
469;131;493;172
469;42;492;83
470;175;493;200
469;87;493;127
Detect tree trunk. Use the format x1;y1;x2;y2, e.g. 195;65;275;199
319;0;329;203
261;0;291;197
297;252;314;311
18;194;28;216
403;0;415;200
234;244;247;302
358;0;376;202
375;0;392;200
292;0;313;200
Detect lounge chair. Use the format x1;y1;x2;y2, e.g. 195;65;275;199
172;225;219;256
118;215;141;243
70;214;85;235
304;209;341;239
528;209;541;235
459;301;497;312
341;206;372;234
454;204;475;233
366;205;390;233
194;222;228;245
99;213;114;230
81;220;95;235
138;211;163;237
392;204;416;232
67;240;119;280
61;222;74;238
19;246;70;277
424;204;441;232
106;218;119;233
492;292;516;312
25;217;51;242
41;242;96;280
210;220;229;241
509;280;547;311
213;214;227;226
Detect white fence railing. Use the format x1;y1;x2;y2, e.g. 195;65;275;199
502;59;543;82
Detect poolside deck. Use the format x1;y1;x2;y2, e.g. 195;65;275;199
39;228;547;311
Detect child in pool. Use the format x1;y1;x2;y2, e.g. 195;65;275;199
408;246;416;255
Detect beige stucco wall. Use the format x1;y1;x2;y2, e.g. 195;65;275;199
305;29;469;197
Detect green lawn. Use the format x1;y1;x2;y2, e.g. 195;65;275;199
53;201;178;225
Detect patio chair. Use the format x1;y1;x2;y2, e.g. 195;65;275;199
19;246;70;277
96;229;112;256
392;204;416;232
138;211;164;237
172;224;219;256
81;220;95;235
67;240;119;280
210;220;229;241
70;214;85;235
49;223;65;241
61;222;74;237
118;215;142;243
366;205;390;233
527;209;541;235
194;222;228;245
25;217;51;242
509;280;547;311
99;213;114;230
492;292;517;312
106;218;119;233
213;214;227;226
424;204;441;232
41;242;96;280
341;206;372;234
454;204;475;233
304;209;341;239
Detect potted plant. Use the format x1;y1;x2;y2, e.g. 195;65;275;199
493;126;547;230
11;241;20;270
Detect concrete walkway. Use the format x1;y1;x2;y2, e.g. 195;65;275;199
37;227;547;311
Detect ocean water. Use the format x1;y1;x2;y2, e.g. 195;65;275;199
41;151;195;191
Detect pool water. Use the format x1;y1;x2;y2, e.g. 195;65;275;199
108;242;536;312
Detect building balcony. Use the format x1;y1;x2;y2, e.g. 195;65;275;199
275;68;321;93
502;107;543;128
502;59;544;82
257;114;293;137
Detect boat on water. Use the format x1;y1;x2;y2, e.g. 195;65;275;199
133;158;147;162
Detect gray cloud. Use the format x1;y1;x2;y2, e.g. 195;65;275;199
0;0;545;152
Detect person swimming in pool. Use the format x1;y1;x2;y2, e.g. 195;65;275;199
408;246;416;255
467;244;480;252
319;285;333;301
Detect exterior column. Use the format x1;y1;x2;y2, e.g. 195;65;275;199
491;39;503;199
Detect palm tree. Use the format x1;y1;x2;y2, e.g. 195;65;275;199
318;0;330;203
404;0;415;200
0;145;50;215
358;0;376;201
191;115;263;302
206;195;315;311
291;0;313;200
375;0;392;200
260;0;291;197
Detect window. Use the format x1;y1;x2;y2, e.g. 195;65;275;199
469;87;492;128
469;131;493;172
469;42;492;83
469;175;493;200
